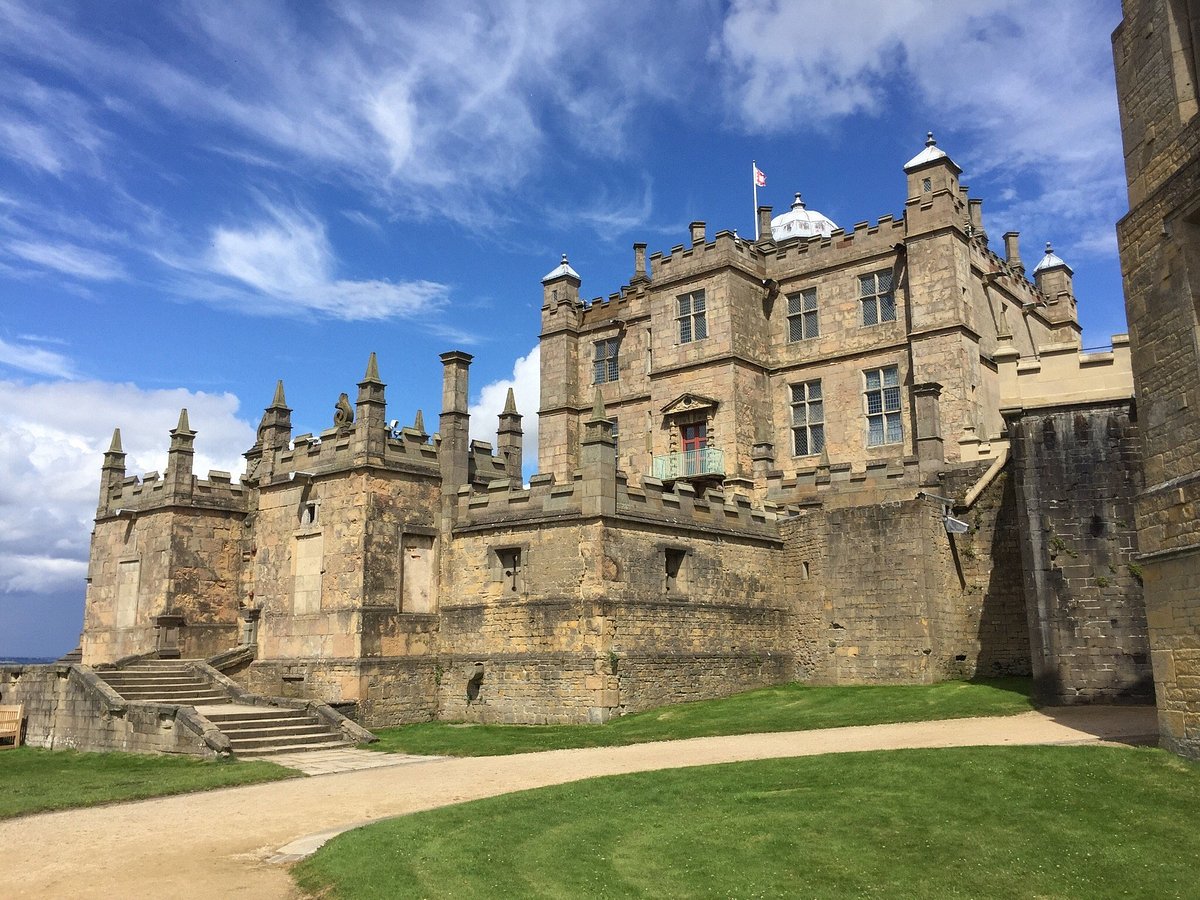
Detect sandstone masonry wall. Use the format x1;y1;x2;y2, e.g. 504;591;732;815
1006;402;1150;702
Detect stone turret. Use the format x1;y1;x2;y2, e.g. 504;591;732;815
354;351;387;461
164;408;195;500
1032;243;1078;328
98;427;126;515
904;132;963;236
497;387;523;486
539;254;583;479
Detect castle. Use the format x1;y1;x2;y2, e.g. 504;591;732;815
0;131;1152;753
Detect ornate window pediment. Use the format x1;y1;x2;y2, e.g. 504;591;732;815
660;393;719;417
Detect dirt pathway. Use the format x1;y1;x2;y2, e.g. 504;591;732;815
0;706;1157;899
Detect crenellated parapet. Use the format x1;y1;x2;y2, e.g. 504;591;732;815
764;456;923;508
454;467;787;539
644;230;766;290
998;333;1133;413
102;466;249;516
767;215;907;273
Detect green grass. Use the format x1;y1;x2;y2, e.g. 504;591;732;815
0;746;296;819
294;745;1200;899
370;677;1036;756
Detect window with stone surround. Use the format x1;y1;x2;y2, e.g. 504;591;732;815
593;337;620;384
787;288;819;341
790;380;825;456
864;365;903;446
859;270;896;326
677;290;707;343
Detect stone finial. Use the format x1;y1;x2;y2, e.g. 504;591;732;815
363;351;382;383
926;131;936;147
172;408;194;436
270;380;287;408
107;427;123;454
590;386;607;423
503;387;518;415
413;409;426;433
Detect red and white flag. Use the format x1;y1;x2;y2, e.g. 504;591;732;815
754;165;766;187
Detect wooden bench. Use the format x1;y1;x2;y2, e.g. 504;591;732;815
0;704;23;749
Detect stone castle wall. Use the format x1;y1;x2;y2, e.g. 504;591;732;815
1006;401;1150;702
1114;0;1200;755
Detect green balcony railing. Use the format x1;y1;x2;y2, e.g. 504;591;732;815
652;448;725;481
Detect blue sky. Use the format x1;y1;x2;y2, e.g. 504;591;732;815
0;0;1127;657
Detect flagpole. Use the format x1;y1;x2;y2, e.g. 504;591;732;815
752;160;759;240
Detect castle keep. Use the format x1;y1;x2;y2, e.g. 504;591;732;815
1;135;1153;753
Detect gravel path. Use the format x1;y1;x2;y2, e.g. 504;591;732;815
0;706;1158;900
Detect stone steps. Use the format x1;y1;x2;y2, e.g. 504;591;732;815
95;660;358;757
97;660;232;706
205;707;355;757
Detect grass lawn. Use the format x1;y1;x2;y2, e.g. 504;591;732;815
369;677;1036;756
0;747;296;819
294;745;1200;899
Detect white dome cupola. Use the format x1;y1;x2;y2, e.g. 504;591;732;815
769;193;838;241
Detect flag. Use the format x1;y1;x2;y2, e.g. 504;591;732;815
754;166;766;187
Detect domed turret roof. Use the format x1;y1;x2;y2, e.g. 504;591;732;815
903;131;960;173
1032;242;1072;275
770;193;837;241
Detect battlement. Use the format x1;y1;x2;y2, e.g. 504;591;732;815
971;240;1043;308
998;333;1133;412
766;215;908;276
455;467;785;537
765;455;922;508
103;468;248;515
644;230;766;287
266;423;441;482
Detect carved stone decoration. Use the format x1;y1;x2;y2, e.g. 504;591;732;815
334;392;355;429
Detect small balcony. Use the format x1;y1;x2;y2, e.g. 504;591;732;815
651;448;726;482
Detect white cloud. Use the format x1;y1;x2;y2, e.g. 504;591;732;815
204;204;449;321
716;0;1124;261
0;336;75;378
7;238;124;281
0;379;254;599
469;346;540;473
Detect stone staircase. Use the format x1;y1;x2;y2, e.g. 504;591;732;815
202;707;357;757
56;646;83;664
96;658;361;757
100;659;231;705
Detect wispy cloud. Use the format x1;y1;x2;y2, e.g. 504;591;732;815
0;336;75;378
201;204;448;321
7;239;124;281
0;2;697;222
